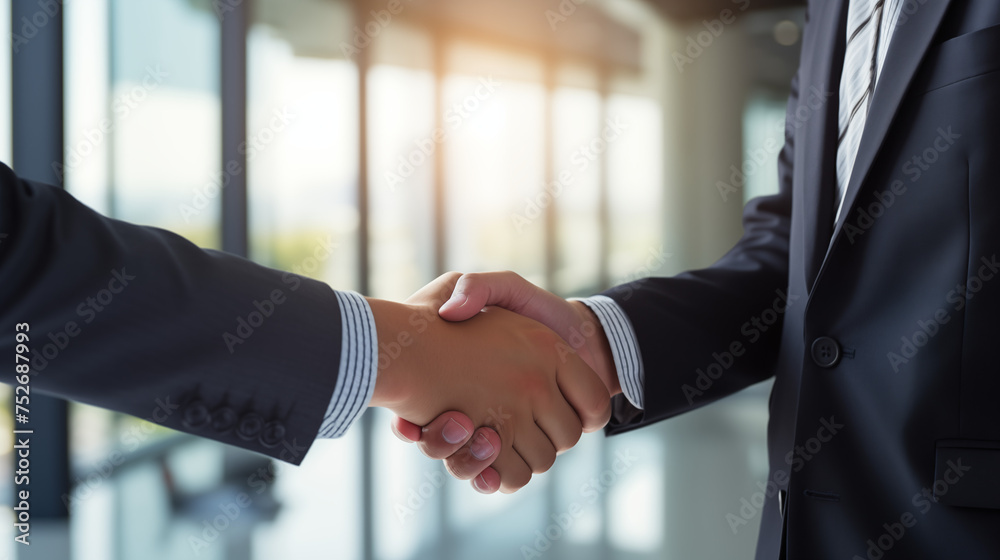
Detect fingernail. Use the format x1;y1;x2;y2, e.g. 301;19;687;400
470;433;495;460
473;474;491;493
442;418;470;444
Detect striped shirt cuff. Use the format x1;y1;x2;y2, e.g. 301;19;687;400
317;291;378;438
573;295;645;410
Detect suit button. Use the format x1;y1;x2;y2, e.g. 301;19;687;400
811;337;841;368
182;401;210;429
211;407;238;434
237;413;265;441
260;421;286;448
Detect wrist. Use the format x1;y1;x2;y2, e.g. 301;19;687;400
570;301;621;397
366;298;422;410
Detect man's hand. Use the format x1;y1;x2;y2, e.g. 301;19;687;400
368;273;612;493
393;271;622;493
440;271;619;394
390;411;504;493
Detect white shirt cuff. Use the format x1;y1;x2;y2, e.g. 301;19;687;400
573;295;645;410
317;291;378;438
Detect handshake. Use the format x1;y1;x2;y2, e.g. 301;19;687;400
365;271;622;494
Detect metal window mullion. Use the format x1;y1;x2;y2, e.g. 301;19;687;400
543;56;557;292
220;3;248;257
597;67;612;291
352;3;375;559
11;2;72;556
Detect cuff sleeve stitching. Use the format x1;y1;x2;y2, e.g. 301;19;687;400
573;295;645;410
318;291;378;438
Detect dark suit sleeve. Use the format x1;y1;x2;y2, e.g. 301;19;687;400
0;164;342;464
603;71;799;436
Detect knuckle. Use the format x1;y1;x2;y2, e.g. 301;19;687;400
503;471;531;492
500;270;521;282
582;390;612;420
557;428;582;453
535;453;556;474
461;272;483;285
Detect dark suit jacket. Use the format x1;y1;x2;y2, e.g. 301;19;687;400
0;164;342;464
604;1;1000;558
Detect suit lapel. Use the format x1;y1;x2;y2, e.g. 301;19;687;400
828;0;955;244
801;0;848;290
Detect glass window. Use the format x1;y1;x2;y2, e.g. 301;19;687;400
742;93;787;204
109;0;220;248
368;63;436;301
607;94;665;283
443;46;547;287
0;0;11;163
244;11;365;560
247;26;359;290
64;0;110;212
553;84;603;296
6;1;802;558
0;17;11;554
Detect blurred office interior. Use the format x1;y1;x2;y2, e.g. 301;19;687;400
1;0;805;558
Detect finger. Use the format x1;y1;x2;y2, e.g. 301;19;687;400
471;467;501;494
533;391;584;453
439;271;542;322
512;424;558;474
443;427;502;480
410;412;476;460
556;352;613;433
491;447;533;494
391;416;423;443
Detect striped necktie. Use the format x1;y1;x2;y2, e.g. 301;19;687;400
834;0;905;223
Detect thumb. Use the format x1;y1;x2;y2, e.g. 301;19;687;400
438;271;538;322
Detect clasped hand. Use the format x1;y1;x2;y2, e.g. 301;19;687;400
367;272;616;493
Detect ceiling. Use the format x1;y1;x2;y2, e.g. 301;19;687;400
646;0;805;21
192;0;806;83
